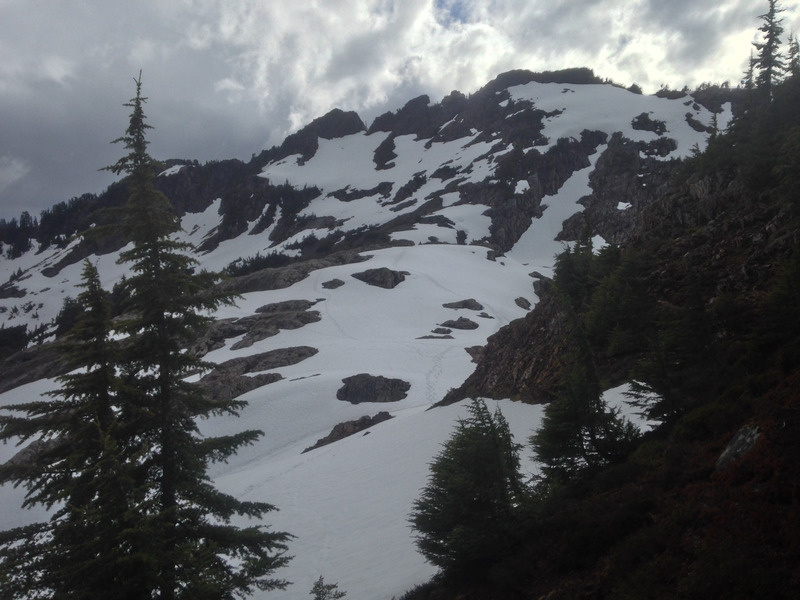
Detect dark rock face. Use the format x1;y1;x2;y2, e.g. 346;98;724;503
200;346;318;402
440;317;479;330
273;108;366;163
336;374;411;404
0;343;66;395
222;251;368;294
716;426;761;471
440;282;568;405
351;267;408;289
321;278;345;289
189;299;322;356
558;132;678;246
302;412;394;453
443;299;484;311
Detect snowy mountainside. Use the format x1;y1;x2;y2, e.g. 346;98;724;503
0;70;725;598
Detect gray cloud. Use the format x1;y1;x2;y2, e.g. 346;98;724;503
1;0;798;220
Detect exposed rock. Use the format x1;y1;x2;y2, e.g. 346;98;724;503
440;281;568;405
4;438;59;468
330;182;393;202
559;132;677;246
431;327;452;335
0;343;67;395
199;346;318;402
221;251;369;294
439;317;479;330
631;112;667;135
189;300;321;356
716;426;761;471
351;267;408;289
0;283;26;299
515;297;532;310
200;371;282;403
465;345;485;363
322;278;345;289
443;299;484;311
273;108;366;163
336;374;411;404
302;412;394;453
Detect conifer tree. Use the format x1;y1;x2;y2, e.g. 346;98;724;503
530;319;638;485
788;32;800;79
409;399;527;577
0;260;145;598
753;0;786;99
104;72;291;599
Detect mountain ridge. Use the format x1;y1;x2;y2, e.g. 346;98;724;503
0;67;746;599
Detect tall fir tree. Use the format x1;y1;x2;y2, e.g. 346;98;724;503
0;260;147;598
788;32;800;79
753;0;786;99
409;399;528;577
104;72;291;599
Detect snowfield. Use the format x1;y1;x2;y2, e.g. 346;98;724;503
1;80;711;598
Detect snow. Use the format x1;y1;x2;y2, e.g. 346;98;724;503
508;82;715;158
0;81;714;599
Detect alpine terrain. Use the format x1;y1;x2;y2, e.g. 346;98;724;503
2;58;799;599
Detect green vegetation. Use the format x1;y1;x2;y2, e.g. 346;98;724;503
409;399;528;580
0;73;290;599
406;3;800;597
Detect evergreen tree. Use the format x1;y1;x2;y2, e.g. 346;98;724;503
753;0;786;99
530;319;639;485
310;576;347;600
788;32;800;79
105;72;291;599
409;399;527;577
0;260;146;598
742;50;757;90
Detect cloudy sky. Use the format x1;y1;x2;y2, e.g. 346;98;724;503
1;0;798;220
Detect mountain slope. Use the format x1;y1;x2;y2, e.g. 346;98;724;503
0;69;729;599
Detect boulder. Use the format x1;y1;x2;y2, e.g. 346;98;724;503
351;267;408;289
336;374;411;404
302;412;394;453
439;317;479;330
443;298;484;311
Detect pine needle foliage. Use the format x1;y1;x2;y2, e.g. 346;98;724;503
409;399;528;578
104;72;291;600
0;73;292;600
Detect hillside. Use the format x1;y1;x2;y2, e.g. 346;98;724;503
3;66;791;599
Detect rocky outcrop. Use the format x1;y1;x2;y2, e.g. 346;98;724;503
199;346;318;402
716;426;761;471
336;374;411;404
443;299;484;311
189;300;321;356
302;412;394;453
440;281;569;405
439;317;479;330
321;278;345;289
222;251;369;294
559;132;679;245
273;108;366;163
351;267;408;289
0;343;67;395
231;300;322;350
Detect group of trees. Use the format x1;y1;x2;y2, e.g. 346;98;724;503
409;1;800;593
745;0;799;97
0;75;291;599
409;242;647;581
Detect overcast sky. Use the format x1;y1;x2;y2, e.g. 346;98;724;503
1;0;798;221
